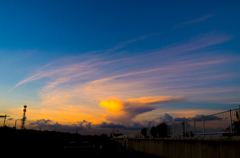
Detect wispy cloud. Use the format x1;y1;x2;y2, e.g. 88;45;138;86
174;14;217;28
10;33;239;128
13;33;231;89
156;33;231;56
103;33;159;54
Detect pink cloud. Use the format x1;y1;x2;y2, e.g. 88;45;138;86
9;32;239;127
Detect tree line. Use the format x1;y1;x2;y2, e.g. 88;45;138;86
141;122;169;138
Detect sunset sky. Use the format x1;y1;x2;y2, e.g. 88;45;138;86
0;0;240;135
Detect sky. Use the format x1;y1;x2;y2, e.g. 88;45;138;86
0;0;240;135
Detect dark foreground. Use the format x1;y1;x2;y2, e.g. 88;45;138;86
0;127;161;158
41;148;161;158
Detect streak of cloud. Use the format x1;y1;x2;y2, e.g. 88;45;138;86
174;14;217;28
156;34;231;57
9;33;239;127
104;34;158;53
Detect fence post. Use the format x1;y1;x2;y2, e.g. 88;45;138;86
3;114;7;126
185;121;187;136
202;116;205;136
173;123;174;136
229;110;232;134
194;119;196;134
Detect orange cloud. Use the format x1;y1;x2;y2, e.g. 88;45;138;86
99;99;123;113
99;96;186;124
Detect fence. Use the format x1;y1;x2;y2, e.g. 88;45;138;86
167;108;240;137
116;108;240;138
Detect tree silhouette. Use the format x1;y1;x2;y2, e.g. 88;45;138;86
156;122;168;137
181;121;185;137
141;128;147;138
150;126;157;138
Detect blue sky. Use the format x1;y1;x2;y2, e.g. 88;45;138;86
0;0;239;134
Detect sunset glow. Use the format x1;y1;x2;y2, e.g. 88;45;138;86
0;1;239;135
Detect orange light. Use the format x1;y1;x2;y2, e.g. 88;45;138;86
99;100;123;112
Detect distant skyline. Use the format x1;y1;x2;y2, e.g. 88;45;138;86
0;0;239;135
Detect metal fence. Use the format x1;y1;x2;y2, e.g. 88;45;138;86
167;108;240;137
116;108;240;138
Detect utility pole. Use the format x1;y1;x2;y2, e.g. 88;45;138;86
0;114;10;126
4;114;7;126
15;120;17;129
21;105;27;130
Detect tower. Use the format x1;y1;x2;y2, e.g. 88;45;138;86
21;105;27;130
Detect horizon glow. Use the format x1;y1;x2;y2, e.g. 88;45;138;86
0;1;239;135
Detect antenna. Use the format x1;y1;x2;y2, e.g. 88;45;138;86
21;105;27;130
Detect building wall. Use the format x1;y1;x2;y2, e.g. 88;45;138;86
112;136;240;158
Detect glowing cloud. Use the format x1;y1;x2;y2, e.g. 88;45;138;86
99;96;187;124
99;99;123;113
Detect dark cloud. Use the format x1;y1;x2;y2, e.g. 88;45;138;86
18;117;27;121
85;122;91;129
78;120;88;124
77;120;91;129
141;120;156;128
98;122;143;131
7;118;14;121
27;119;93;133
125;106;155;115
99;122;125;129
26;118;147;134
30;119;52;125
130;122;141;127
28;121;86;132
157;113;173;124
173;115;222;123
173;117;188;122
193;115;222;121
46;122;86;132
